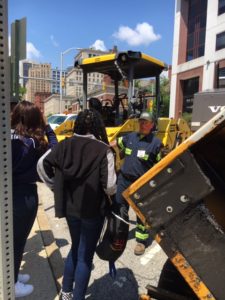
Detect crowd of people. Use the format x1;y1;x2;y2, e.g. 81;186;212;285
11;99;162;300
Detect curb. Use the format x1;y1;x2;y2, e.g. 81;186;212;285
36;201;64;293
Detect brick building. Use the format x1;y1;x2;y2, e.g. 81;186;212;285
170;0;225;118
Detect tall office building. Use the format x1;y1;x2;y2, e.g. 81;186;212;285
170;0;225;118
25;63;51;102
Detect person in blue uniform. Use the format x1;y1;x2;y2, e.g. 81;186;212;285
112;111;162;255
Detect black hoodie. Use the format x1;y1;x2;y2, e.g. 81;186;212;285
37;134;117;219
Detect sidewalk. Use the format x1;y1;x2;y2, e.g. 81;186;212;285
19;186;64;300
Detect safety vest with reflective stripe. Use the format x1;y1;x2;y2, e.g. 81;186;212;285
117;132;162;180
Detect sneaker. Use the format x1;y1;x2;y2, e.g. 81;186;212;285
60;290;73;300
134;242;146;255
18;273;30;284
15;281;33;298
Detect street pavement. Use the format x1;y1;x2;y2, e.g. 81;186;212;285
19;210;59;299
36;182;167;300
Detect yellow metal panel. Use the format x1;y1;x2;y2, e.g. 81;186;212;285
141;53;165;68
171;253;215;300
80;53;116;65
123;140;193;202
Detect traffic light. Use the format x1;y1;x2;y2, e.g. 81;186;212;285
61;77;65;88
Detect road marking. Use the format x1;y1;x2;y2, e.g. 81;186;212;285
140;243;161;266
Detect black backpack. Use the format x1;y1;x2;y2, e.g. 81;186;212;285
96;204;129;262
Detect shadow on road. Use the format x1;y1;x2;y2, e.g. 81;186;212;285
22;231;60;299
86;267;139;300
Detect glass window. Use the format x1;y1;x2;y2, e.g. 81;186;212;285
187;50;194;61
199;30;206;45
216;31;225;51
218;67;225;88
182;77;199;114
186;0;208;61
187;33;194;49
219;0;225;15
198;45;205;57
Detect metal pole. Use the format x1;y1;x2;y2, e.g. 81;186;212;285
59;52;63;113
14;20;20;100
83;71;87;109
114;79;119;119
156;75;160;119
128;63;134;115
0;0;15;298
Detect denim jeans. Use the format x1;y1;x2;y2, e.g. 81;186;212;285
62;215;104;300
13;183;38;282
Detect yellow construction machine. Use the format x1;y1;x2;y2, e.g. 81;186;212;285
55;51;191;159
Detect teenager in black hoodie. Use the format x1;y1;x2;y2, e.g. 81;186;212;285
37;109;117;300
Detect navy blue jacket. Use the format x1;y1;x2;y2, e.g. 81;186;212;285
118;132;162;180
11;124;57;186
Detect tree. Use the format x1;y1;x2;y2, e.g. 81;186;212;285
159;76;170;117
19;85;26;100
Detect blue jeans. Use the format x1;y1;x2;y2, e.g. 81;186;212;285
62;215;104;300
13;184;38;282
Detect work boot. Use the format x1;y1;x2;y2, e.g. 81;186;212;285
60;290;73;300
18;273;30;283
134;242;146;255
15;281;33;298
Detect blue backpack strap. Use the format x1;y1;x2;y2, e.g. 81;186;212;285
109;261;117;278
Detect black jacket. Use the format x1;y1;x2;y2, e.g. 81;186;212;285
37;134;117;219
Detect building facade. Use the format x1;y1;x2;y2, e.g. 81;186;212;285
43;94;76;116
66;49;109;99
25;63;51;102
51;68;67;94
170;0;225;118
19;60;34;88
34;92;51;114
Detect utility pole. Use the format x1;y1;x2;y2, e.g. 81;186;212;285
60;47;81;113
0;0;15;298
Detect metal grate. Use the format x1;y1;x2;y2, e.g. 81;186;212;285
0;0;15;299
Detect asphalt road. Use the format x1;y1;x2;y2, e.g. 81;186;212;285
38;183;167;300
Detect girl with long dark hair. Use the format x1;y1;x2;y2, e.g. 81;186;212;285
37;109;117;300
11;100;57;298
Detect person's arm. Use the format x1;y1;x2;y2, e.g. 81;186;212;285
37;144;59;189
45;124;58;147
100;148;117;196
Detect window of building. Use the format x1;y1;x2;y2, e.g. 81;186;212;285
216;67;225;88
216;31;225;51
69;79;75;86
182;77;199;114
219;0;225;15
186;0;208;61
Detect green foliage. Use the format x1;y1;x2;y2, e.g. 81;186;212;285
19;85;26;100
182;112;192;125
159;76;170;117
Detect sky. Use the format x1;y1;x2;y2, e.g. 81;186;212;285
8;0;175;69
